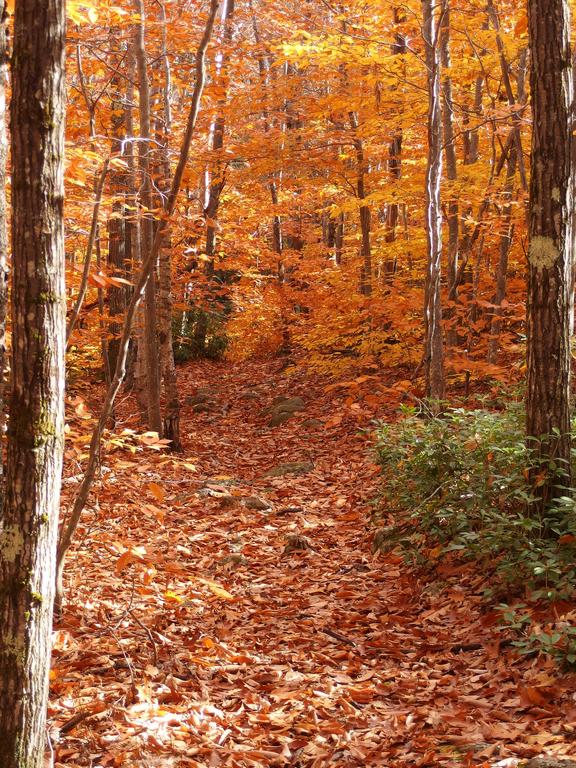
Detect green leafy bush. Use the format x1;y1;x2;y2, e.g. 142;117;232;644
173;307;229;363
375;401;576;663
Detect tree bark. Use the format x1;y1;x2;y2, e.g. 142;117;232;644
135;0;162;435
204;0;235;275
0;0;8;509
348;109;372;296
440;2;458;298
106;29;129;378
526;0;573;510
422;0;445;402
384;7;407;274
67;158;109;344
155;0;182;451
487;49;526;363
0;0;66;764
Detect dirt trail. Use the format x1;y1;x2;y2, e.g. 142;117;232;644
53;360;570;767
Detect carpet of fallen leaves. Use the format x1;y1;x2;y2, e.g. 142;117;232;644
51;358;576;767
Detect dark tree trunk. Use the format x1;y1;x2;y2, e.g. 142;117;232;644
440;2;458;297
526;0;573;510
135;0;162;435
384;6;407;275
155;1;182;452
106;29;128;378
0;0;8;508
349;110;372;295
0;0;66;764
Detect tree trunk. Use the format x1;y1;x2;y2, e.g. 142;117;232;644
440;2;458;300
204;0;234;273
422;0;445;402
135;0;162;435
487;49;526;363
106;29;128;377
155;0;182;451
384;6;407;274
349;109;372;295
0;0;66;764
526;0;573;511
0;0;8;509
487;142;517;364
488;0;528;192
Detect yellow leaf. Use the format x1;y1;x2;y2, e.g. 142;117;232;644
197;578;234;600
164;590;185;603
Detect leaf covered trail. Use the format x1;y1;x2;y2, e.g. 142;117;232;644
54;360;576;767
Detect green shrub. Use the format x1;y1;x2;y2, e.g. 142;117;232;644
173;307;229;363
374;401;576;664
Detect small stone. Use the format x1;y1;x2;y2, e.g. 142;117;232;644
265;396;306;416
193;402;217;413
197;386;217;396
186;393;211;406
219;495;239;508
239;390;260;400
244;495;272;511
302;418;323;429
278;397;305;413
262;461;314;478
205;477;238;486
270;396;305;413
268;411;293;427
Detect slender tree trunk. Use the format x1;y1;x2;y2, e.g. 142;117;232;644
487;143;516;364
422;0;445;401
334;212;344;265
124;42;141;397
487;49;526;363
135;0;162;434
67;159;109;343
96;230;112;385
156;0;182;450
0;0;66;763
349;110;372;295
487;0;528;192
192;0;235;354
106;29;128;377
384;7;407;274
440;2;458;298
463;73;483;165
0;1;8;509
204;0;234;273
526;0;573;511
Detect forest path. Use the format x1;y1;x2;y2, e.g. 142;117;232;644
54;360;559;767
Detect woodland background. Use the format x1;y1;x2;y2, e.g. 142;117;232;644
65;0;528;396
2;0;576;766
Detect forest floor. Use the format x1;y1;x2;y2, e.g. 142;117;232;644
51;358;576;768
